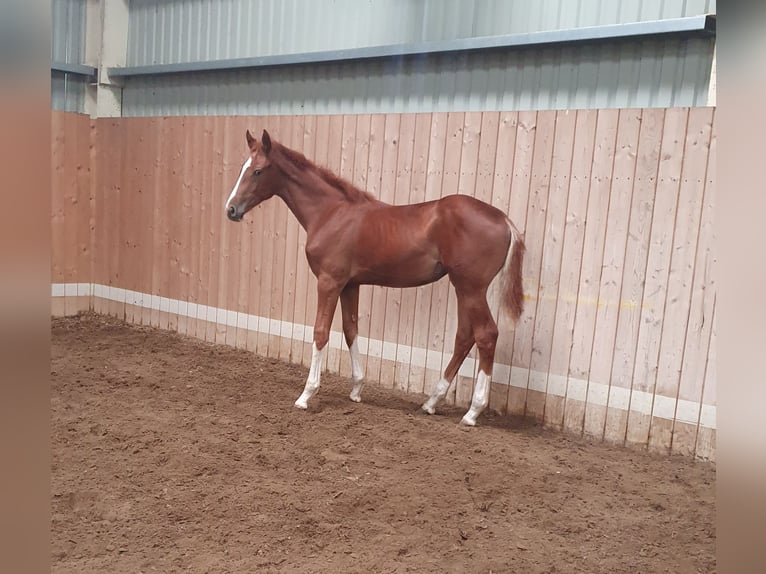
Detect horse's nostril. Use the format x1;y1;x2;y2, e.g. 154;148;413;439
227;205;238;219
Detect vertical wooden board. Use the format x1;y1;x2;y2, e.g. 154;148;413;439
672;112;716;457
221;115;243;347
421;113;450;398
452;111;483;408
564;109;619;436
120;119;143;324
322;114;346;372
75;115;92;310
89;119;106;314
151;117;171;329
336;114;358;377
350;114;373;378
503;110;537;416
648;107;713;453
526;110;576;423
695;303;716;461
488;111;519;413
138;118;158;326
61;113;79;315
378;114;403;389
90;119;106;314
103;119;124;318
603;108;665;444
364;114;390;386
435;111;465;406
266;117;291;357
626;108;689;447
195;116;215;340
163;117;183;330
254;117;278;356
50;113;65;287
509;110;556;420
546;110;598;429
296;116;318;367
186;117;205;339
228;117;251;347
583;109;642;439
278;116;301;361
406;113;434;396
279;115;306;360
392;114;417;394
204;117;226;342
176;117;193;336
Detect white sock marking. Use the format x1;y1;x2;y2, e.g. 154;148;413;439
295;343;326;409
461;370;491;426
225;157;252;209
422;377;451;414
349;338;364;402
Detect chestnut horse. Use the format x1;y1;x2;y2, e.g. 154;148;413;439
226;129;525;426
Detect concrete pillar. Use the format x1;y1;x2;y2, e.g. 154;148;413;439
84;0;129;118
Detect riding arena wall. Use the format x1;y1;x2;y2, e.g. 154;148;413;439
51;106;717;460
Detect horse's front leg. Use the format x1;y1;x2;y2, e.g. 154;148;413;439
294;275;342;409
340;284;364;403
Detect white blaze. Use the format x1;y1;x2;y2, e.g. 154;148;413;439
225;157;253;209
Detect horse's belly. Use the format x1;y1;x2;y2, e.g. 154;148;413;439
352;252;446;288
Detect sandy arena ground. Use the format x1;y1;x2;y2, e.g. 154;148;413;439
52;314;715;573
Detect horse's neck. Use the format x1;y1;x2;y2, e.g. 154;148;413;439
278;177;344;232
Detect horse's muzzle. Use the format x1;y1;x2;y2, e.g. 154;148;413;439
227;204;243;222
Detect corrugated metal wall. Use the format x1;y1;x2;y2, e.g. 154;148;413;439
51;0;88;113
122;36;714;116
121;0;716;116
127;0;717;64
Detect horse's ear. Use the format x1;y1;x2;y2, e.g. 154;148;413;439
261;130;272;155
246;129;256;149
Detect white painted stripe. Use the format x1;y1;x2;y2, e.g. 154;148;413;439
699;404;716;429
51;283;717;430
566;377;588;403
630;389;654;416
547;374;568;398
652;395;677;421
675;399;701;425
226;157;252;208
607;386;631;410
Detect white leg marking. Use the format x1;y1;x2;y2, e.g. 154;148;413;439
295;343;326;409
225;157;252;209
422;377;452;414
348;338;364;403
460;370;491;426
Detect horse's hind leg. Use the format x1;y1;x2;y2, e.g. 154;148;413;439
340;284;365;402
460;296;498;426
422;297;474;414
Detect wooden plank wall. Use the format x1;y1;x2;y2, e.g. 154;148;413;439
51;108;717;460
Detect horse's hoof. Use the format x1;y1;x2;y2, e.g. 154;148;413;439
294;400;308;410
459;414;477;426
349;394;362;403
421;403;436;415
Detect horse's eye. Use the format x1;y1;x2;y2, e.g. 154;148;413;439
253;168;262;176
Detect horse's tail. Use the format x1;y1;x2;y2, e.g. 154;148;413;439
500;219;526;324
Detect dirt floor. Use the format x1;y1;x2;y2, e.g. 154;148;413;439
51;314;716;574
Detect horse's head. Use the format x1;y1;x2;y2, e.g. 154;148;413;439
225;129;277;222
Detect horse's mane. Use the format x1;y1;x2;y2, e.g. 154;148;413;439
270;142;375;203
